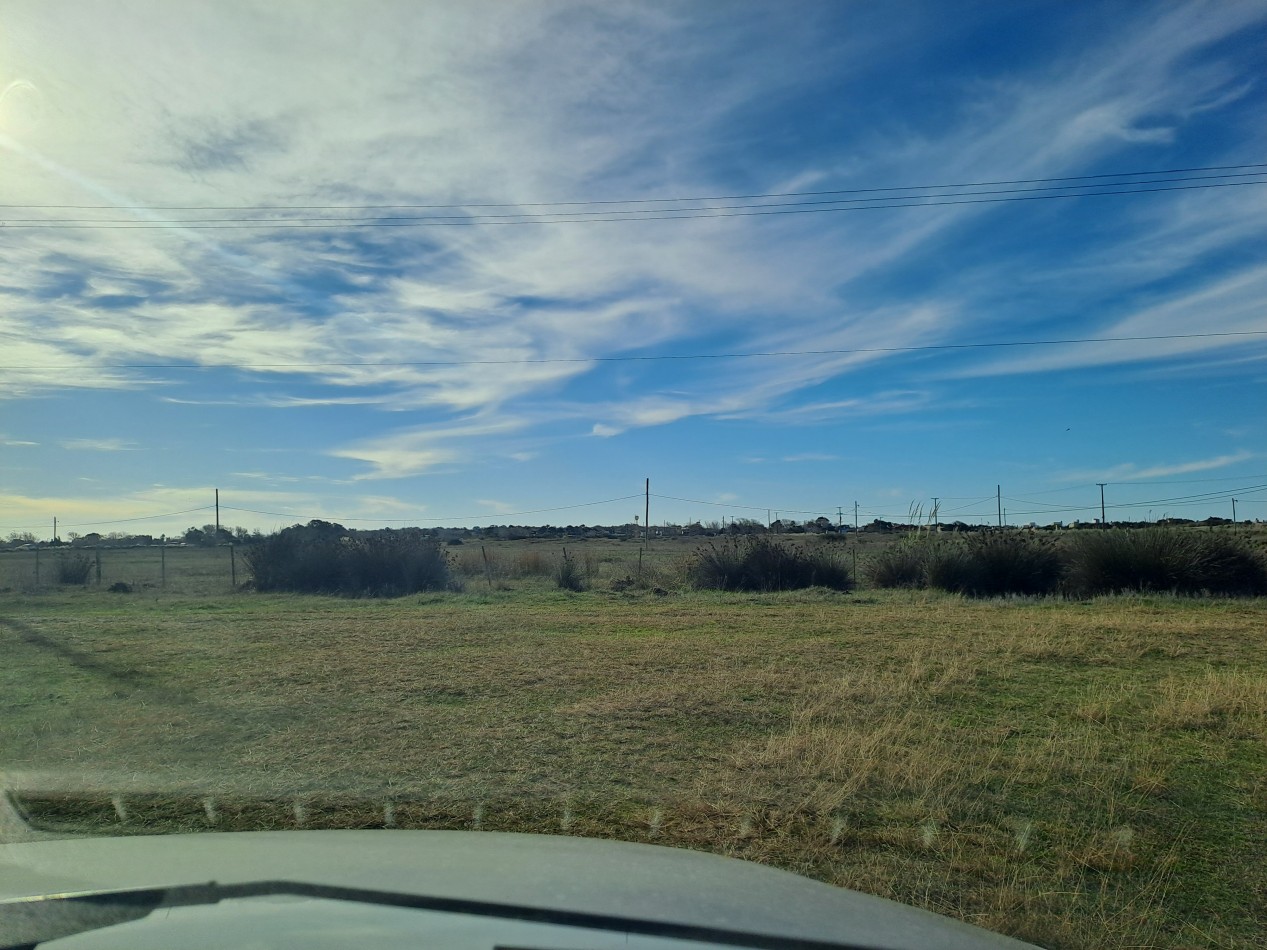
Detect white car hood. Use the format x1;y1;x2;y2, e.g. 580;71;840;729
0;830;1038;949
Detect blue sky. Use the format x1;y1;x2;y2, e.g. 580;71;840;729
1;0;1265;536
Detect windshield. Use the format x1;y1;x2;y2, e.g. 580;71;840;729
2;3;1265;948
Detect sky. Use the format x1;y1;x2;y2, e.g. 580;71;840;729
1;0;1265;537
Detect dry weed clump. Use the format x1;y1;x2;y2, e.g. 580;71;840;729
1149;668;1267;734
513;549;552;577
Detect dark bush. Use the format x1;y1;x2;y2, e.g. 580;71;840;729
929;535;1064;597
690;537;852;592
1065;529;1267;597
864;542;927;589
867;535;1063;596
57;554;93;585
922;543;974;592
245;527;453;596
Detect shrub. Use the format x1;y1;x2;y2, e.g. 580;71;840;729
922;543;974;592
245;527;453;596
928;535;1064;597
555;548;585;592
57;554;93;585
690;537;852;592
864;542;927;589
868;535;1064;597
1066;529;1267;597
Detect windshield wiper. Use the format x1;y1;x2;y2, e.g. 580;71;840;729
1;880;872;950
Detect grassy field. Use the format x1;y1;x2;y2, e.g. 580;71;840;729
1;542;1265;948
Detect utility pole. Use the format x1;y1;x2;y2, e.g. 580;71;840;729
853;500;859;531
215;488;221;537
53;517;57;543
931;497;939;528
1097;483;1107;527
837;506;843;530
996;485;1002;528
1232;498;1237;524
644;478;650;546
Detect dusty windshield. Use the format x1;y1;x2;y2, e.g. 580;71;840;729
1;2;1265;948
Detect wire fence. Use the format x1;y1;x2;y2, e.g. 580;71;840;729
0;545;242;596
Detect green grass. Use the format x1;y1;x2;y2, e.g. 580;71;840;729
1;550;1265;948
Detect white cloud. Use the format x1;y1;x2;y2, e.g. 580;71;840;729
59;438;136;451
1060;450;1257;483
960;265;1267;377
0;1;1262;468
329;416;525;479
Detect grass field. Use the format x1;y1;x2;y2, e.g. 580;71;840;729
2;542;1265;948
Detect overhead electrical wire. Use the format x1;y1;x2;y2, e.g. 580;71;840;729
0;505;214;532
5;162;1264;212
4;171;1264;224
218;494;644;525
3;167;1265;228
3;330;1262;373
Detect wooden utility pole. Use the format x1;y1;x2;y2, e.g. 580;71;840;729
996;485;1002;528
1232;498;1237;524
215;488;220;537
644;478;650;546
1097;483;1107;527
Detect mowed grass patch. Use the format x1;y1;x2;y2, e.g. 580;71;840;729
2;588;1265;948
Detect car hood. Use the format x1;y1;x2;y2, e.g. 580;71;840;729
0;830;1039;949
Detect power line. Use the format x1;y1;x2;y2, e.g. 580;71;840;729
6;172;1264;224
218;494;644;525
4;180;1264;229
651;493;829;517
5;162;1263;211
0;505;214;532
998;484;1267;517
3;331;1262;372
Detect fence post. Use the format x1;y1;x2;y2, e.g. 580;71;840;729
481;545;493;590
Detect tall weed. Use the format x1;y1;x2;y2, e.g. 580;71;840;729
1065;529;1267;597
690;537;852;592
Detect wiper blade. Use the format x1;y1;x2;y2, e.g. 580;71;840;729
1;880;871;950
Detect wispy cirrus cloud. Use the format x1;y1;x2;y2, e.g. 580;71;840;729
1059;450;1258;483
59;438;136;452
0;0;1262;485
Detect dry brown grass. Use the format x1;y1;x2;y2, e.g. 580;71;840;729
2;588;1265;947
